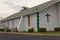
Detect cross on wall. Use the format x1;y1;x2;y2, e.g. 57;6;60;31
45;13;51;22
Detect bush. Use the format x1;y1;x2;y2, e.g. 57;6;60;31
15;28;18;32
6;29;10;32
39;28;46;32
11;28;18;32
5;28;10;32
54;27;60;31
28;28;34;32
0;28;4;31
22;31;27;32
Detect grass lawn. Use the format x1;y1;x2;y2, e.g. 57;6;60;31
8;31;60;34
24;31;60;35
38;31;60;34
0;31;60;35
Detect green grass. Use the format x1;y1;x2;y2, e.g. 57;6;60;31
37;31;60;34
0;31;60;35
26;31;60;34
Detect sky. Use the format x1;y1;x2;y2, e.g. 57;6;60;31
0;0;50;19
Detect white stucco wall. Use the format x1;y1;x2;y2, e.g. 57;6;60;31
9;19;14;29
23;16;28;31
5;21;9;28
24;14;37;32
19;16;26;31
57;2;60;27
24;3;58;32
39;4;58;31
23;14;37;32
30;14;37;32
1;2;60;32
0;21;1;28
14;18;20;28
1;22;5;28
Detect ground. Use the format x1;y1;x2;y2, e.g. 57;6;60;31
0;32;60;40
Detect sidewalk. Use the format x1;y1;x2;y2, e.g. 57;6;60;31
0;32;60;36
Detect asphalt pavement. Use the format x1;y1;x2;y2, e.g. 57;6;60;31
0;33;60;40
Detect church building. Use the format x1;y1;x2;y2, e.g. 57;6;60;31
0;0;60;32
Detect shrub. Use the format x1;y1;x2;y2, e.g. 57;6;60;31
22;31;27;32
28;28;34;32
39;28;46;32
15;28;18;32
11;28;18;32
54;27;60;31
5;28;10;32
6;29;10;32
0;28;4;31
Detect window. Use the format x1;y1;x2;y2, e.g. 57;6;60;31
28;15;30;26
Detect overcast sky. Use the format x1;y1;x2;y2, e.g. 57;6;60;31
0;0;50;19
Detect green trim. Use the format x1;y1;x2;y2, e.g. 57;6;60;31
37;12;39;32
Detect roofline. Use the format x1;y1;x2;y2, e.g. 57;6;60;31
1;0;60;21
